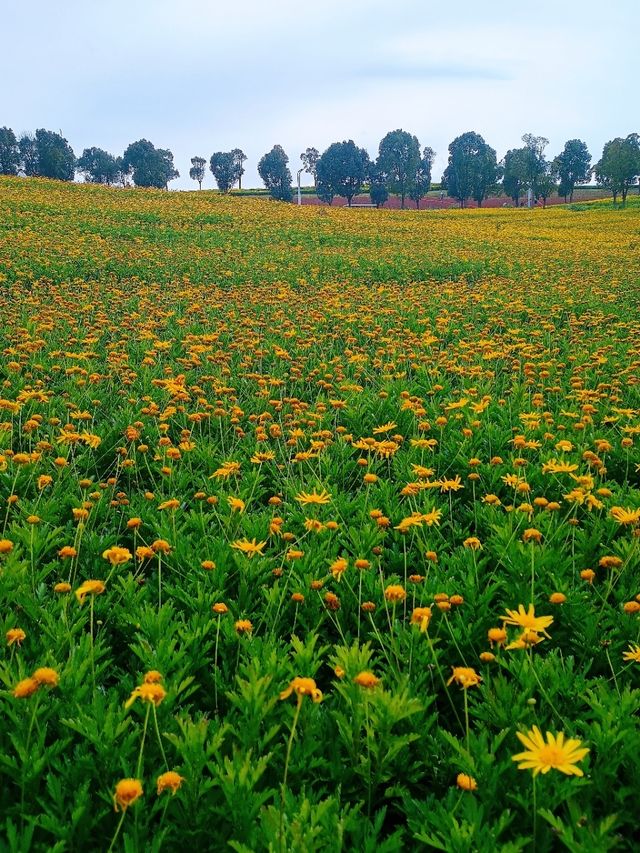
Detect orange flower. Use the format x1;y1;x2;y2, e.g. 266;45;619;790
6;628;26;646
113;778;143;811
354;671;380;689
13;677;39;698
75;579;106;605
157;771;185;796
32;667;59;687
102;546;132;565
279;676;323;703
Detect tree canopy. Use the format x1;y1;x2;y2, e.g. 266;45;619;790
409;147;436;209
76;147;121;185
300;147;320;185
316;140;370;206
189;156;206;190
377;129;421;208
594;134;640;204
553;139;591;202
258;145;293;201
210;152;236;192
0;127;20;176
122;139;179;189
442;132;499;207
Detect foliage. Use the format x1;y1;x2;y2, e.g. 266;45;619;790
122;139;179;189
189;157;206;190
408;147;435;209
17;129;76;181
258;144;293;202
554;139;591;202
377;129;421;209
300;147;320;185
230;149;247;190
594;134;640;205
0;175;639;850
76;147;122;185
316;140;370;206
209;152;237;193
0;126;20;176
442;132;499;208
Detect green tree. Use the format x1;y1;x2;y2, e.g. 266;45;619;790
18;135;39;176
502;147;528;206
409;147;435;209
521;133;549;199
76;147;121;185
300;147;320;186
22;129;76;181
442;132;499;208
377;129;420;208
122;139;178;189
210;152;236;192
536;164;558;208
553;139;591;202
315;140;370;206
594;134;640;205
0;127;20;175
369;161;388;208
231;148;247;189
258;145;293;201
189;156;206;190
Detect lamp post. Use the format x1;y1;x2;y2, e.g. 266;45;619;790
297;168;303;206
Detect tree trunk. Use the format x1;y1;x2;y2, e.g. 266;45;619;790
401;192;405;209
198;180;202;190
238;175;242;190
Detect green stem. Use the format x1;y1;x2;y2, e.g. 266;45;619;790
136;704;151;780
153;704;169;769
107;810;126;853
280;696;302;852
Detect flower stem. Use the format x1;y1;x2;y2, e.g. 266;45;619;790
280;695;302;852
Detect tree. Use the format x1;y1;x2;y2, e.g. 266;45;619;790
536;164;558;208
19;135;39;176
377;129;421;208
300;147;320;186
122;139;179;189
521;133;549;199
442;132;499;208
189;156;206;190
369;161;388;208
231;149;247;189
594;134;640;205
502;147;528;206
315;140;370;206
209;152;236;192
19;129;75;181
0;127;20;175
76;147;121;185
409;147;436;209
258;145;293;201
553;139;591;202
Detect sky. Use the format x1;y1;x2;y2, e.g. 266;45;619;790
1;0;639;190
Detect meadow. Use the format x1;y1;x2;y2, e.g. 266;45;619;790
0;175;639;852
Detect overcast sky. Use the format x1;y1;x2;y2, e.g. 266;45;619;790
2;0;638;189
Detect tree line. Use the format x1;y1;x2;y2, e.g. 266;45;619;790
1;125;639;206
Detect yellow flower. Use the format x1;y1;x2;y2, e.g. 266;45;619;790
75;579;106;605
125;682;167;709
295;489;331;505
6;628;26;646
610;506;640;526
622;644;640;662
410;606;432;633
447;667;482;689
235;619;253;635
456;773;477;791
279;676;323;703
13;677;39;698
227;496;245;513
113;778;143;811
32;667;59;687
231;538;266;558
354;671;381;689
157;771;185;796
330;557;348;580
512;726;589;776
0;539;14;554
501;603;553;637
102;546;132;565
384;584;406;603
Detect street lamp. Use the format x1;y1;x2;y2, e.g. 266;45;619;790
297;168;304;206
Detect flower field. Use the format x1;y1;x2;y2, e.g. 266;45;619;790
1;175;640;851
